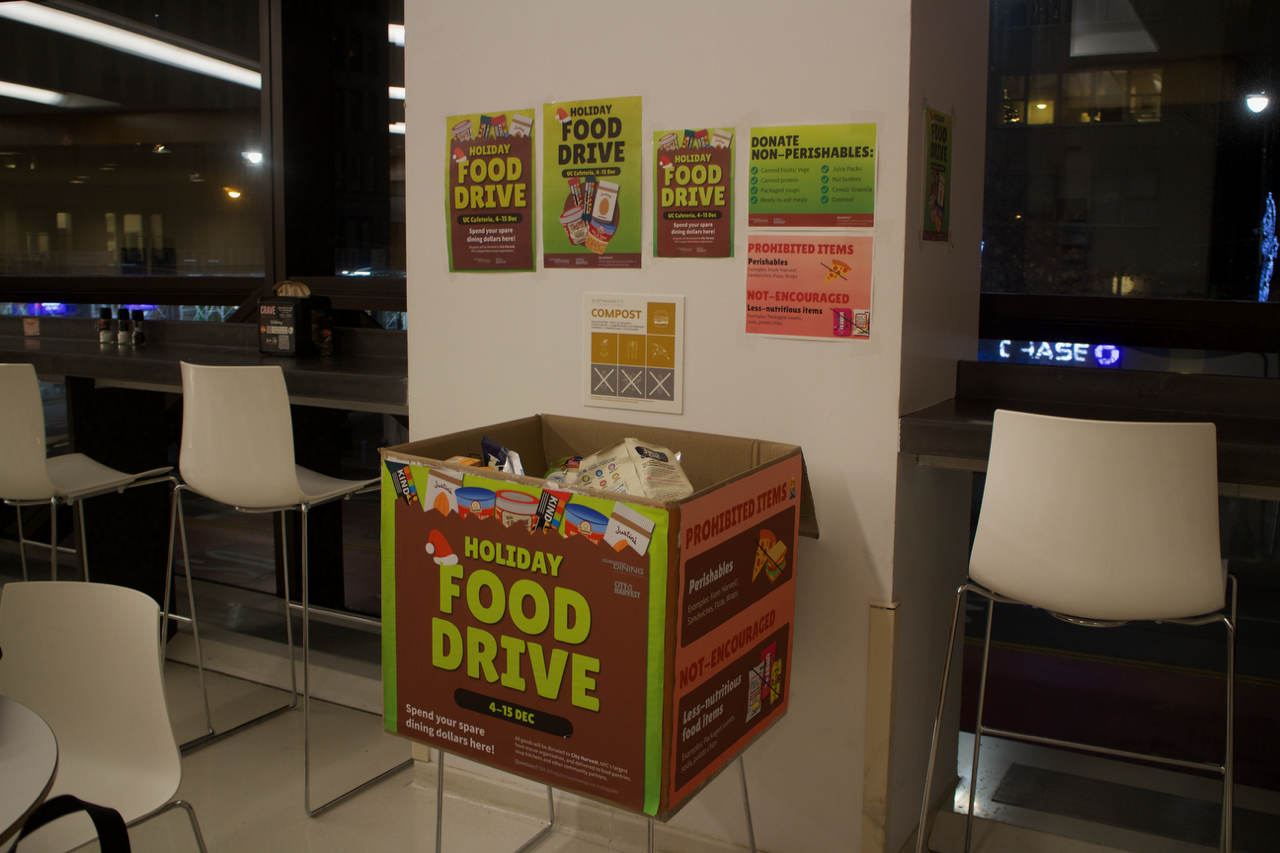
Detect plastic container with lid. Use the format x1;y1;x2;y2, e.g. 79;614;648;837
496;490;539;532
559;206;589;245
455;487;496;521
563;504;609;544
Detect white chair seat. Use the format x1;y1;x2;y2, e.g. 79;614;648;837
46;454;171;502
295;465;377;505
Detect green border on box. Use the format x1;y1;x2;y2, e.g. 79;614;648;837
381;464;399;732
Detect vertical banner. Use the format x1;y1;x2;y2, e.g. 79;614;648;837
747;124;877;228
922;107;952;243
653;128;734;258
668;456;801;808
543;96;643;270
745;235;873;339
584;294;684;414
446;109;536;272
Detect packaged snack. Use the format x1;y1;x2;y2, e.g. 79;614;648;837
577;438;694;501
564;503;609;544
591;181;619;225
456;487;496;520
711;128;733;149
544;456;583;484
496;490;539;532
388;462;420;508
481;436;524;476
509;113;533;138
425;468;463;516
451;119;472;142
534;488;571;534
658;131;679;151
559;206;589;245
603;503;657;556
584;220;617;255
444;455;483;467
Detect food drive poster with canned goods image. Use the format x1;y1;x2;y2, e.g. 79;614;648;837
447;109;536;272
543;96;642;269
653;128;733;258
382;461;670;814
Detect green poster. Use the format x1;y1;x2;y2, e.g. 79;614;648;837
653;128;733;258
923;107;952;243
747;124;877;228
445;109;536;272
543;95;642;269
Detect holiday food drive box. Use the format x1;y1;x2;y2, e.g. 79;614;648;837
380;415;817;819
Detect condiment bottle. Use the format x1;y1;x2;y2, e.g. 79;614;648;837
130;309;145;347
96;307;113;344
116;308;131;346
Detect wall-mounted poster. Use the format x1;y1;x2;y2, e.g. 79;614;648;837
585;294;684;414
744;234;873;340
543;96;642;270
653;128;733;258
446;109;536;272
922;107;952;243
747;124;877;228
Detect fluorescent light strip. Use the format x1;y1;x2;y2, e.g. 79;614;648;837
389;86;405;100
0;78;62;105
0;1;261;89
390;122;406;135
389;24;404;46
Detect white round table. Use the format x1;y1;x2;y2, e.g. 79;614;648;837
0;695;58;845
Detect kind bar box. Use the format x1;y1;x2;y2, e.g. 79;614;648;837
258;295;330;356
381;415;817;820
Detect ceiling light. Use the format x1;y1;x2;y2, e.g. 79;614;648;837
389;24;404;46
153;144;169;153
241;151;263;164
389;86;405;100
1247;94;1270;113
1036;103;1047;110
0;77;113;108
0;1;260;89
390;121;406;135
226;189;241;198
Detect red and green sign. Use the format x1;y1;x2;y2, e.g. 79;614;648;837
446;109;536;272
653;128;734;258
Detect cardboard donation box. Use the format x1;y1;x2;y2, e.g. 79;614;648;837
380;415;817;819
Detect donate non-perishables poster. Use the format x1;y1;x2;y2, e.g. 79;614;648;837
543;96;642;269
747;123;877;228
653;128;733;258
745;234;873;339
382;462;670;814
446;109;536;272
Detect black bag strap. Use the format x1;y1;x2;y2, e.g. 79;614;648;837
13;794;131;853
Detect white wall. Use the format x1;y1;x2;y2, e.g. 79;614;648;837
404;2;986;850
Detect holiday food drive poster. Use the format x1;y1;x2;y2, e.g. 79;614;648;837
446;109;536;272
653;127;733;258
747;123;877;228
745;234;873;339
543;96;642;269
381;461;669;814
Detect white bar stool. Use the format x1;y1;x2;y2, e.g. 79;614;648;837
175;361;409;814
916;410;1236;853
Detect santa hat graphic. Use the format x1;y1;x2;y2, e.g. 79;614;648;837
425;529;458;566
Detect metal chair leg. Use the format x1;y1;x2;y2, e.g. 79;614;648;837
647;817;655;853
1222;574;1237;853
49;496;57;580
169;487;214;746
965;598;995;853
76;499;90;582
303;503;412;817
278;510;298;704
739;755;758;853
915;582;969;853
14;503;28;581
128;798;209;853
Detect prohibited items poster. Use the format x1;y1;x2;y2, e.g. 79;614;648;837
653;127;733;258
543;96;642;270
446;109;536;272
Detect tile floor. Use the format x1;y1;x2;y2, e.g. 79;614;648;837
3;551;1277;852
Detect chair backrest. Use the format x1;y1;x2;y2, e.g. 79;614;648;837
179;362;304;508
0;363;57;501
0;582;180;849
969;409;1224;621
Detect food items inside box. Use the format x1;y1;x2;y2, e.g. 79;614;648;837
574;437;693;501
